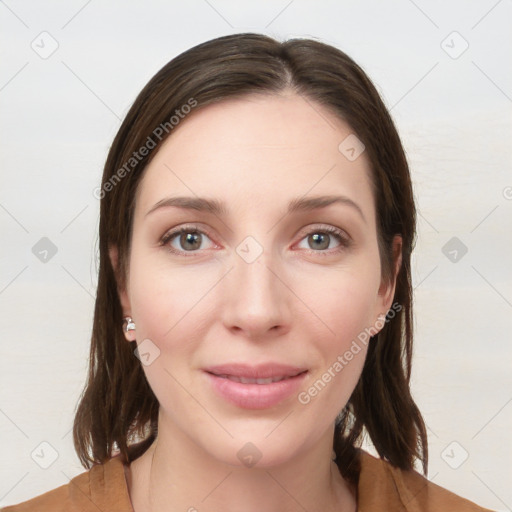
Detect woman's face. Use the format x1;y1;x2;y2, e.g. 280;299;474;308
113;92;400;467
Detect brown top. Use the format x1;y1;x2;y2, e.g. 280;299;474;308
1;450;494;511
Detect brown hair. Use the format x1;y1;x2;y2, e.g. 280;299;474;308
73;32;428;486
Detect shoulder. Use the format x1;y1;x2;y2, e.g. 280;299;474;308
357;449;495;512
0;456;132;512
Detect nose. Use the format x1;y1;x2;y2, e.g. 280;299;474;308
220;247;292;340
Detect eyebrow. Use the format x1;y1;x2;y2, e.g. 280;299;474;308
145;194;366;223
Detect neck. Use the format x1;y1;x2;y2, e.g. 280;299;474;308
126;417;356;512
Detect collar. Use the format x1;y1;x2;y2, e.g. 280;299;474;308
72;448;490;512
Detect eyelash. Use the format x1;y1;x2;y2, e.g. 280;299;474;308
160;224;352;257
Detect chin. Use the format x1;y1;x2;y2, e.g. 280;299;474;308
202;429;308;470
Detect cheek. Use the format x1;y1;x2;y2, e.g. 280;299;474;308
128;248;215;342
126;254;207;419
293;269;377;409
299;263;380;344
124;253;197;391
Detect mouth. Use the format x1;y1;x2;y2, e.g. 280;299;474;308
202;363;308;409
210;374;305;384
203;362;308;380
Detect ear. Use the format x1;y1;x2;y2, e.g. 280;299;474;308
374;234;402;327
109;244;135;342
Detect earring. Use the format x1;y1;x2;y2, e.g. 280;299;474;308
123;316;136;332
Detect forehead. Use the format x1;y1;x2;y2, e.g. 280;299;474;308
135;92;375;223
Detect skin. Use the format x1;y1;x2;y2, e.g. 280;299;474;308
110;91;402;512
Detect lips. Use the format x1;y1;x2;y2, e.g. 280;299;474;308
204;363;308;380
203;363;308;409
217;375;292;384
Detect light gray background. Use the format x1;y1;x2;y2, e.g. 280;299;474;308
1;1;511;510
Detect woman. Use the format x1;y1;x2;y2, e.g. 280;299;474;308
2;33;493;512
